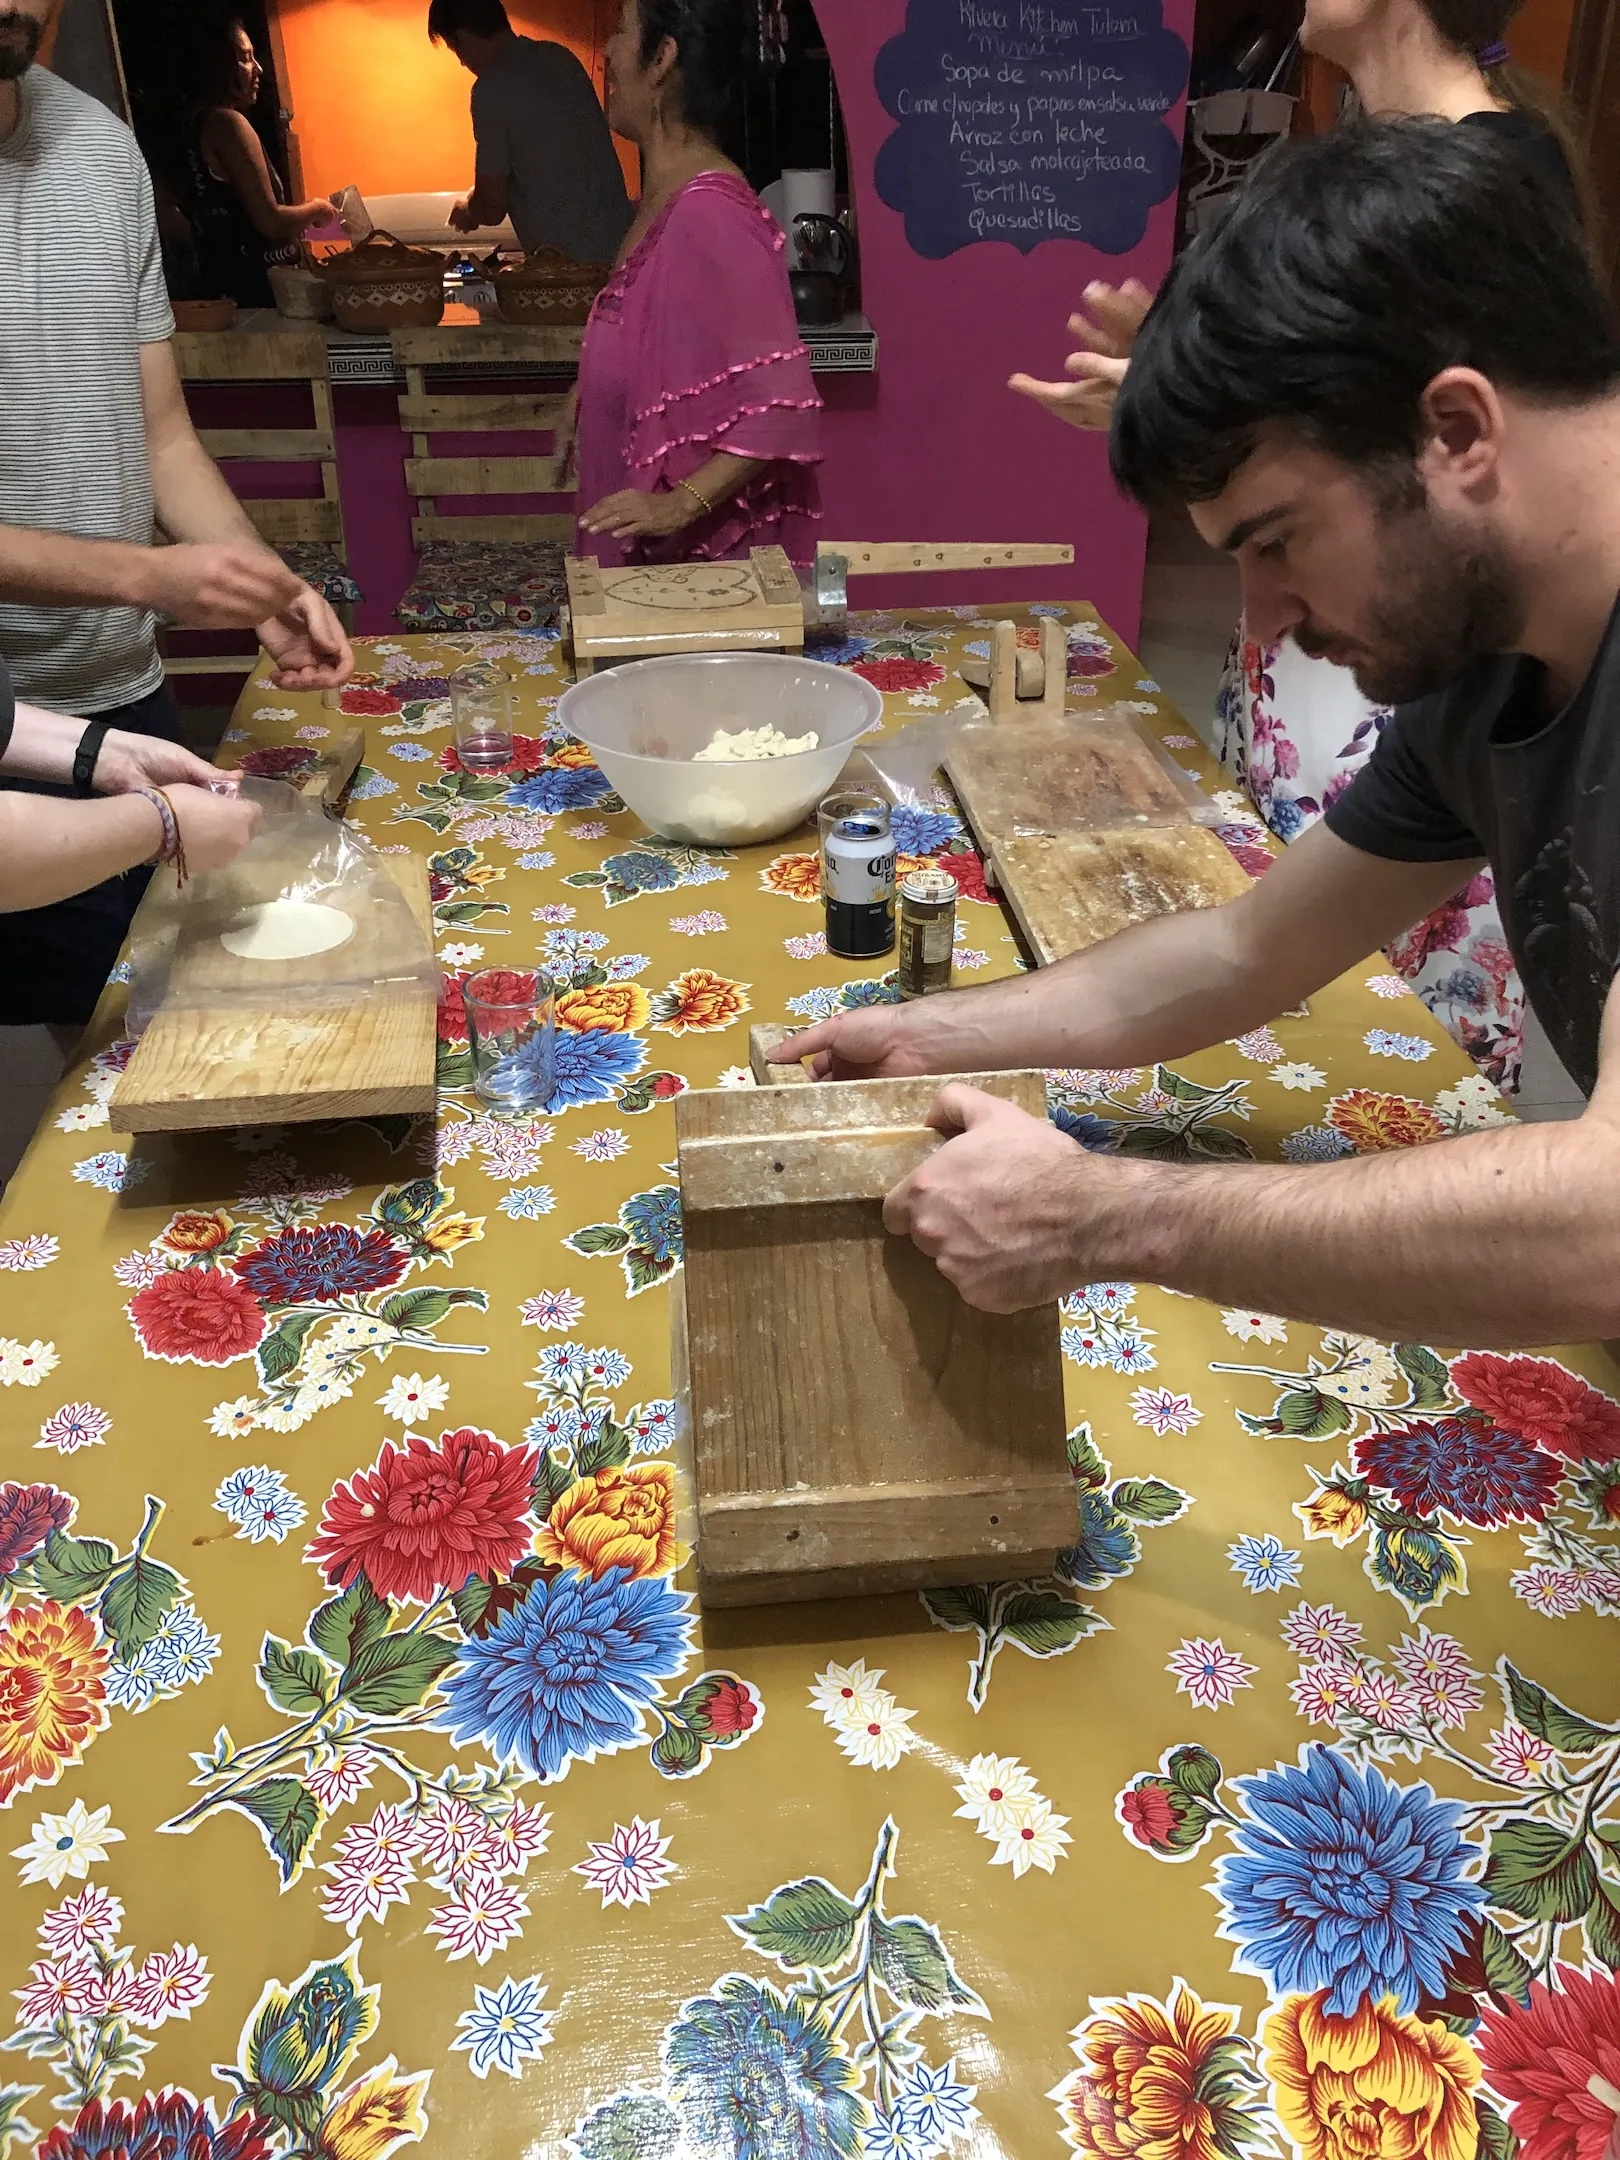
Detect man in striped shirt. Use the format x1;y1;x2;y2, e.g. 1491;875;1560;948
0;0;354;1035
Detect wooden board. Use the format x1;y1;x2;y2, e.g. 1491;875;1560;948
992;825;1254;965
111;854;437;1134
946;710;1199;836
675;1070;1071;1606
818;541;1074;575
566;547;805;666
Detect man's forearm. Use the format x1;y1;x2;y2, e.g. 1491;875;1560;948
0;526;162;610
1085;1116;1620;1345
148;432;264;550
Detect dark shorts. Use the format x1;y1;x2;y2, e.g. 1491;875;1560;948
0;680;182;1029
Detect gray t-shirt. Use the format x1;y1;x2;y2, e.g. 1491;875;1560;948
472;38;632;264
0;67;172;713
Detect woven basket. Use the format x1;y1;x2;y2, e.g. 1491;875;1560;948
323;232;445;333
268;258;333;322
492;247;609;328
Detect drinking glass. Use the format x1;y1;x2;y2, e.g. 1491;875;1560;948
463;967;556;1113
451;663;514;773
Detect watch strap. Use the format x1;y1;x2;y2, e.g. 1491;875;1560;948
71;719;111;795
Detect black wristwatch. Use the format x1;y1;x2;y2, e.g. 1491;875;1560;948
71;719;112;795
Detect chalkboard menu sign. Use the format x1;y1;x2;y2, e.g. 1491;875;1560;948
874;0;1191;257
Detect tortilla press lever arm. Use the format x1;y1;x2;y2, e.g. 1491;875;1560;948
803;547;849;636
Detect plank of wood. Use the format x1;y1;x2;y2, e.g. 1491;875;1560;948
292;726;365;806
750;544;803;607
995;825;1254;965
696;1474;1080;1606
569;553;805;663
172;328;327;382
946;709;1199;838
244;498;343;545
748;1023;809;1084
398;393;568;433
413;512;576;546
111;854;437;1133
676;1068;1070;1604
818;541;1074;574
391;324;584;367
197;427;333;462
404;454;567;497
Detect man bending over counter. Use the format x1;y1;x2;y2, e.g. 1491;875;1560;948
779;121;1620;1353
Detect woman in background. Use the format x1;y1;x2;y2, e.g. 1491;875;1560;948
185;17;332;309
570;0;822;566
1010;0;1583;1091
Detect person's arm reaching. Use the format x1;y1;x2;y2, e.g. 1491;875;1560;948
578;452;767;542
1008;279;1153;432
198;108;332;241
139;341;353;689
450;171;510;233
779;821;1482;1081
0;786;261;912
0;525;306;627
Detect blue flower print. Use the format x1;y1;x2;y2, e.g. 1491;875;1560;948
1281;1126;1355;1163
896;2058;977;2143
1051;1106;1119;1153
602;849;681;892
890;805;962;855
805;632;872;666
604;953;651;980
388;742;433;762
535;1342;590;1387
1228;1533;1303;1592
1214;1744;1486;2015
547;1028;648;1109
524;1404;582;1449
1057;1489;1140;1589
72;1151;149;1192
439;1565;694;1780
349;771;398;799
452;1973;554;2079
507;765;612;813
498;1186;556;1220
1268;796;1307;842
1364;1029;1434;1062
621;1186;682;1267
786;987;843;1023
665;1977;867;2159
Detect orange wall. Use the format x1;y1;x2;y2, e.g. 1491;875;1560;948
274;0;630;198
1507;0;1575;87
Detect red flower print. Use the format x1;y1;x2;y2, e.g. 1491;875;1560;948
233;744;317;780
701;1677;759;1738
1217;828;1274;878
1477;1964;1620;2160
307;1426;538;1603
437;976;468;1042
338;685;402;715
1119;1779;1181;1849
651;1073;687;1099
849;656;946;695
40;2092;277;2160
0;1483;73;1574
940;845;993;905
464;968;540;1014
128;1268;266;1366
1452;1353;1620;1464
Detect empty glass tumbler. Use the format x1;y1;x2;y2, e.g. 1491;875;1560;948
451;663;515;773
463;967;556;1113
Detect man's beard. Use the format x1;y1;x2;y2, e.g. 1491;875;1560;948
0;11;42;78
1294;498;1525;707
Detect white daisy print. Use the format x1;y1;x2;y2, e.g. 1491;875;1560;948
952;1753;1040;1839
989;1794;1071;1877
12;1799;125;1887
377;1372;450;1423
834;1695;916;1770
0;1338;58;1387
1167;1636;1257;1710
1270;1063;1327;1092
573;1817;676;1907
439;942;485;968
809;1659;888;1719
1219;1310;1288;1344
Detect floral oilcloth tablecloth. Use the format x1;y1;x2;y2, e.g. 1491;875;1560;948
2;608;1619;2160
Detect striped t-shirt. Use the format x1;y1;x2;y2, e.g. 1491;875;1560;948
0;67;173;713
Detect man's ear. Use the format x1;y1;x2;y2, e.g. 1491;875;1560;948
1415;366;1506;496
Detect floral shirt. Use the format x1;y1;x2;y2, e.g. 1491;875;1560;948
1217;629;1526;1092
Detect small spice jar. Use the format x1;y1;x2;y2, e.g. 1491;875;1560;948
896;867;958;999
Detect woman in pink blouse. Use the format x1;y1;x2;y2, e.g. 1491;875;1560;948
569;0;823;568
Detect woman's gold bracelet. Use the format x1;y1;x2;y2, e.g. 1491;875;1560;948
676;477;714;515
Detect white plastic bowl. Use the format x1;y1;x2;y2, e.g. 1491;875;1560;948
557;652;883;847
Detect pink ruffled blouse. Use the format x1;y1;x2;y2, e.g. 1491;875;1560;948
574;170;823;567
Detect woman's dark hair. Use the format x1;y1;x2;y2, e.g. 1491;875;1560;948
187;13;252;110
637;0;758;139
426;0;511;44
1110;117;1620;512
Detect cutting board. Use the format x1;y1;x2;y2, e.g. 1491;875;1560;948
566;546;805;670
991;825;1255;966
111;853;437;1133
675;1066;1072;1607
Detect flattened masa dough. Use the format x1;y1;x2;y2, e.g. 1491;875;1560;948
220;899;356;961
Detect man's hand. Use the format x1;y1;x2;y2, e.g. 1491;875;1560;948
578;488;693;542
94;732;239;797
1008;278;1154;433
773;1000;981;1081
883;1083;1093;1312
163;782;263;874
257;586;354;691
137;541;304;627
449;197;478;232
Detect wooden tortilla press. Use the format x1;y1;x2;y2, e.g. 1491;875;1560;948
672;1025;1072;1608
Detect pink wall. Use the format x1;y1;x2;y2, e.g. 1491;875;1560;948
813;0;1195;645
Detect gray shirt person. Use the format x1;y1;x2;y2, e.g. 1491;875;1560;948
471;37;631;262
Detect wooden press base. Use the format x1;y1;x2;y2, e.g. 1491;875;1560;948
675;1062;1072;1607
111;854;437;1133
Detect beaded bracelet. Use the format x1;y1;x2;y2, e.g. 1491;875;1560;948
675;477;715;516
135;786;189;888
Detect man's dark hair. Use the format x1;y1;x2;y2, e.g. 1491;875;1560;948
1110;118;1620;513
427;0;510;45
637;0;756;139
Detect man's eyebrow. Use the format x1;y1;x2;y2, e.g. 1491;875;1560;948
1218;503;1292;554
